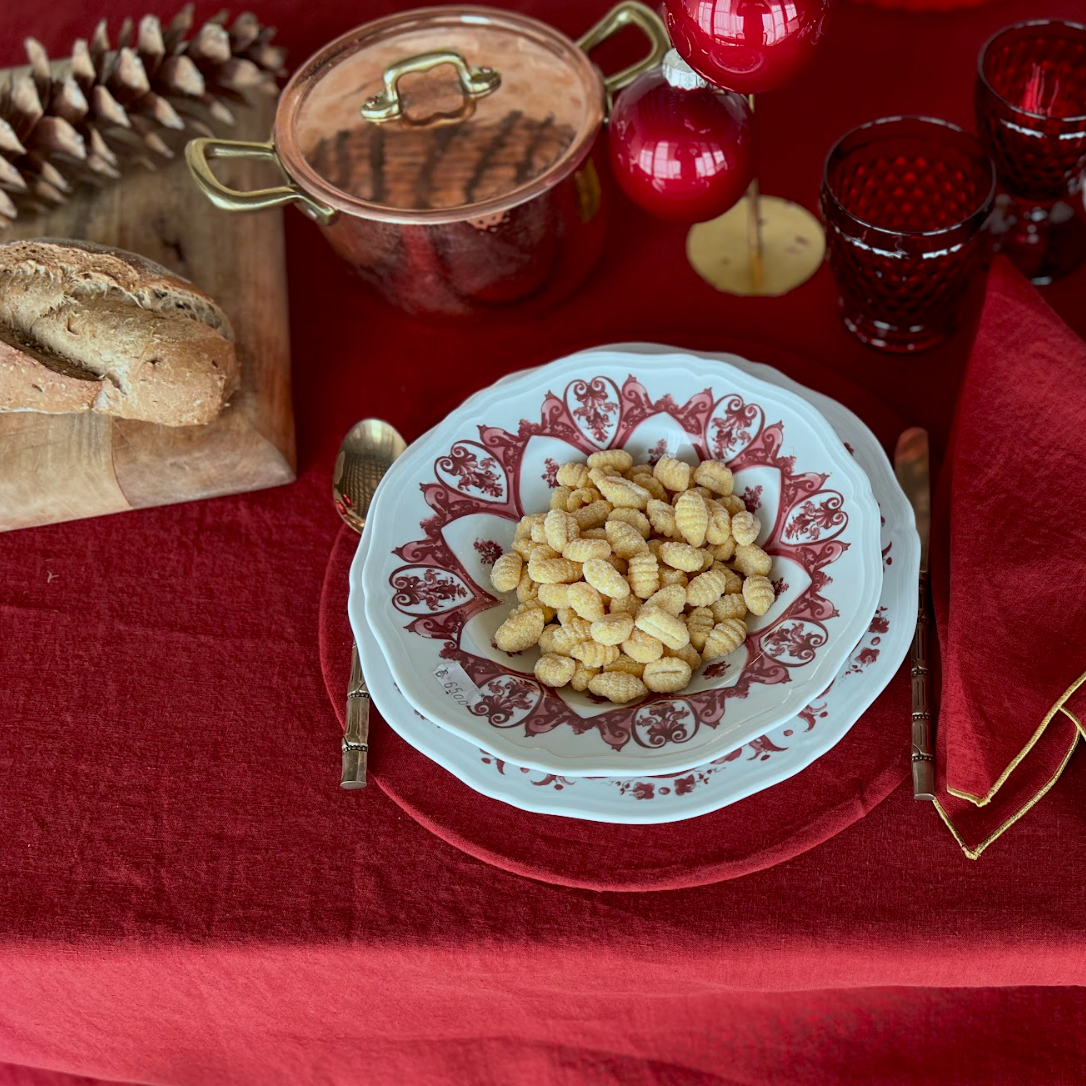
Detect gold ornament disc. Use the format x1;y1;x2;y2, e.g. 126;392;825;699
686;195;826;297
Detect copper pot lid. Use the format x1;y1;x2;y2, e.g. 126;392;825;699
276;6;606;224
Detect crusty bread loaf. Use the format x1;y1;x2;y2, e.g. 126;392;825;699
0;238;239;426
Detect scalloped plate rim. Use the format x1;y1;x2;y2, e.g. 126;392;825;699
347;346;918;821
358;348;885;778
346;350;918;823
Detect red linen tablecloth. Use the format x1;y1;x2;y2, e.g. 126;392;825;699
2;2;1086;1085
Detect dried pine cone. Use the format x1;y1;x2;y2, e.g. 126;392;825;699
0;4;286;226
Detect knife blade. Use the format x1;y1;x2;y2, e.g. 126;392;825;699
894;427;936;801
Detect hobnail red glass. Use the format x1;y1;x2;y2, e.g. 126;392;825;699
608;70;754;223
975;20;1086;284
663;0;832;95
821;117;996;353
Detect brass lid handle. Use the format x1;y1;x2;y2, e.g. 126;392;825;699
360;50;501;125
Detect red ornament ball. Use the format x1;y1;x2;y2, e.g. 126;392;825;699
664;0;832;95
608;68;754;224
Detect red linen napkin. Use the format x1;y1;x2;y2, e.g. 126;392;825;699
931;258;1086;857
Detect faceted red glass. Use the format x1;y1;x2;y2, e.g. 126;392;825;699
975;20;1086;283
821;117;995;353
664;0;832;95
608;70;754;223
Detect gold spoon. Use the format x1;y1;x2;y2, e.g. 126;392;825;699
333;418;407;788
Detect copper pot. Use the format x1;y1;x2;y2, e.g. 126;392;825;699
186;3;668;316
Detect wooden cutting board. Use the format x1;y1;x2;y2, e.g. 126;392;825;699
0;92;295;532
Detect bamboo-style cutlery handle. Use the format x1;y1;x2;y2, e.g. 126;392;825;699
910;570;935;801
342;641;370;789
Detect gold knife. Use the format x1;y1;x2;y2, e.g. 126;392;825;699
894;427;936;801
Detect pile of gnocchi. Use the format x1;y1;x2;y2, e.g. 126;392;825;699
489;450;774;705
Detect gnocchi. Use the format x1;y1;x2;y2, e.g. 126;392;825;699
489;453;764;702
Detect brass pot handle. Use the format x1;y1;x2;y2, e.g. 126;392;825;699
577;1;670;96
184;137;337;226
360;51;501;124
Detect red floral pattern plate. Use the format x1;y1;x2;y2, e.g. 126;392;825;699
359;350;883;777
347;347;917;823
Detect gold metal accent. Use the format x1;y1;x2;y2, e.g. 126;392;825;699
685;91;824;295
333;418;407;790
895;427;935;800
744;96;765;294
935;710;1081;860
686;195;826;296
946;665;1086;807
574;159;603;223
185;136;337;225
333;419;408;535
745;177;765;295
894;427;931;572
360;50;501;126
342;643;371;790
909;572;936;800
577;1;670;96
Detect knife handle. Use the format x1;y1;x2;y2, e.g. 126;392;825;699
911;570;936;801
342;641;370;789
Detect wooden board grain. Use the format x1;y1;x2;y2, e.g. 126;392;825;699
0;92;295;532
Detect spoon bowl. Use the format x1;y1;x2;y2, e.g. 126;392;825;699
334;418;407;535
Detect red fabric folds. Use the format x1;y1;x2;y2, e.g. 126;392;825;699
931;258;1086;856
7;986;1086;1086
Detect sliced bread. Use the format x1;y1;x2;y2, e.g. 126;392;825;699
0;238;239;426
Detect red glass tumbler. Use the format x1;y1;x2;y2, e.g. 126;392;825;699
821;117;996;353
975;20;1086;284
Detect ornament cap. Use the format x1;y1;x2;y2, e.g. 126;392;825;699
661;48;708;91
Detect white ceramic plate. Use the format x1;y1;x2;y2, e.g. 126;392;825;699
360;349;884;777
348;347;917;823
